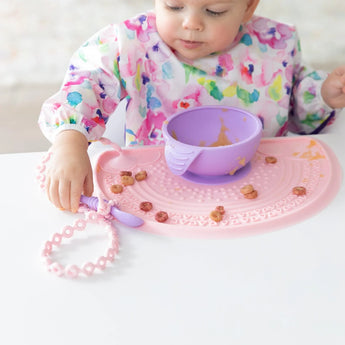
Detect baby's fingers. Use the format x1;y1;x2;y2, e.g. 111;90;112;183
47;177;63;210
341;74;345;93
70;180;84;213
59;179;71;211
84;172;94;197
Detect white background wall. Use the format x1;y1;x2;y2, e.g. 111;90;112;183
1;0;344;152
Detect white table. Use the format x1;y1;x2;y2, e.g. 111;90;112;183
1;127;345;344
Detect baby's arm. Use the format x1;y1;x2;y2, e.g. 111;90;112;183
46;130;93;213
287;28;344;134
39;24;126;210
289;64;343;135
321;65;345;109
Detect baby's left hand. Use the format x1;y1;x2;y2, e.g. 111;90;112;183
321;65;345;109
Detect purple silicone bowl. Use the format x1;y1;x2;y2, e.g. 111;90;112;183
162;106;262;177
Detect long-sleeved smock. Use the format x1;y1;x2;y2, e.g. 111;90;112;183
39;11;339;146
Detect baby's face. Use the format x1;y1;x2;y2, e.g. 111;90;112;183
155;0;258;60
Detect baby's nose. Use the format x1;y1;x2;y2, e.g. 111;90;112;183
182;12;204;31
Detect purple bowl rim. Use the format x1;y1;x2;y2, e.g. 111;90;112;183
162;105;263;150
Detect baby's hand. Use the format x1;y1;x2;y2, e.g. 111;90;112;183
46;130;94;212
321;65;345;109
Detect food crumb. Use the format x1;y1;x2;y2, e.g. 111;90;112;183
292;186;307;196
265;156;278;164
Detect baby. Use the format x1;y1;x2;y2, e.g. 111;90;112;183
39;0;345;212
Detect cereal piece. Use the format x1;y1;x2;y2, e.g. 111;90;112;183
155;211;169;223
120;171;132;176
215;205;225;215
265;156;278;164
110;184;123;194
139;201;153;212
135;170;148;181
292;186;306;196
243;190;258;199
240;184;254;195
210;210;223;222
121;175;135;186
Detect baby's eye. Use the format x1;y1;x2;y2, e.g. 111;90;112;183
206;9;227;16
166;5;184;11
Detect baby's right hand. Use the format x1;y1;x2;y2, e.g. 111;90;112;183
46;130;94;212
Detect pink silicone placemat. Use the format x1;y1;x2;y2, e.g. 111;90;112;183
95;137;342;238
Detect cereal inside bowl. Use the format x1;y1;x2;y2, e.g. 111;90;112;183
162;106;262;181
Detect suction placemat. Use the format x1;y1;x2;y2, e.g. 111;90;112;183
181;163;252;185
95;137;342;238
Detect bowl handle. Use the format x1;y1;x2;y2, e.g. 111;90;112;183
164;142;203;175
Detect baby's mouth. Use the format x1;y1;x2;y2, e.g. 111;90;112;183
180;39;203;49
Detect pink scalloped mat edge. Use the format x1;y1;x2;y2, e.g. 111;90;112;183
95;137;342;238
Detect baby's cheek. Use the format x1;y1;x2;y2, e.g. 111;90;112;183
156;19;175;45
209;29;237;52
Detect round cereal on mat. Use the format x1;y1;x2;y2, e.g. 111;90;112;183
215;205;225;215
210;210;223;222
243;190;258;199
110;184;123;194
240;184;254;195
140;201;153;212
155;211;169;223
135;170;148;181
121;175;135;186
292;186;306;196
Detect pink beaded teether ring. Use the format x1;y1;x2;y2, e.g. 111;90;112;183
37;142;123;279
41;210;119;278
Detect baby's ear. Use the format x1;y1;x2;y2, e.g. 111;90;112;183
243;0;260;23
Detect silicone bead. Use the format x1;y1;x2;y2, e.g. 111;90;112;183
86;211;99;222
112;239;119;252
106;248;116;262
65;265;80;279
36;164;46;174
82;262;96;276
62;225;74;238
44;241;53;254
41;152;53;164
50;262;64;277
52;233;62;246
96;256;107;270
75;219;87;230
